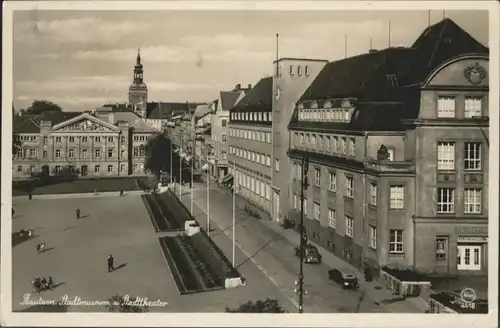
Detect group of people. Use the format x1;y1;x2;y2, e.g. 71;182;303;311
31;276;54;293
19;229;33;238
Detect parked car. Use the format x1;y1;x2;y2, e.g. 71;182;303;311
328;268;359;290
294;244;322;264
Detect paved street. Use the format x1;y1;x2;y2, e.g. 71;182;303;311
11;193;296;313
181;182;426;313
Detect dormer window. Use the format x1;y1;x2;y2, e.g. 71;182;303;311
289;65;294;76
387;74;399;87
311;101;318;109
298;103;304;110
324;101;332;109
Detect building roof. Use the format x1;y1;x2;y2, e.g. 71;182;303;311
13;115;40;133
231;77;273;112
220;90;244;111
289;102;407;132
131;118;161;133
30;111;82;126
194;104;211;118
146;102;200;120
294;18;489;131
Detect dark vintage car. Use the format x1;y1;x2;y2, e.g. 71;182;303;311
294;244;322;264
328;268;359;290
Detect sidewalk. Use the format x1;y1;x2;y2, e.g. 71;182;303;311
180;182;427;313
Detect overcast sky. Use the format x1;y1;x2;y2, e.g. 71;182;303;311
13;9;488;111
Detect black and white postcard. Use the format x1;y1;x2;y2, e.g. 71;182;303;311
1;1;498;327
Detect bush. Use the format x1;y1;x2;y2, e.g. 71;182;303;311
382;267;429;281
226;298;286;313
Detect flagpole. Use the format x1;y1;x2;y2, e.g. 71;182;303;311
207;156;210;236
179;138;182;200
232;160;236;267
190;130;194;214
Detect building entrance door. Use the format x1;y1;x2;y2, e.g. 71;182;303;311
81;165;88;177
457;245;481;271
41;165;49;176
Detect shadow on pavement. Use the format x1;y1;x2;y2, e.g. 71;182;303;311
113;263;127;271
41;247;56;253
12;232;38;247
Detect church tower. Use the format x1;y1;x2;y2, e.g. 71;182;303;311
128;49;148;118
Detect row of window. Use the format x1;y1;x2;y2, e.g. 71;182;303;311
291;133;359;159
18;135;38;142
437;188;482;214
50;136;125;144
235;170;272;201
17;147;149;160
230;111;272;122
298;108;352;122
437;142;482;170
231;147;271;167
288;64;310;77
230;128;272;143
437;96;483;118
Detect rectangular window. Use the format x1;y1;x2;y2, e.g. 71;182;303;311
437;188;455;213
266;132;271;143
266;184;271;200
108;148;114;158
370;182;377;206
221;134;227;143
81;136;88;143
29;148;37;158
95;136;101;143
328;172;336;192
44;137;48;144
345;176;354;198
390;185;404;209
369;226;377;249
68;136;75;143
55;165;61;172
82;149;88;159
341;137;347;155
55;136;62;143
55;149;61;158
120;136;125;144
94;165;100;173
43;150;48;158
293;194;298;211
314;168;321;187
221;119;227;127
108;136;114;143
289;65;294;76
260;182;265;198
120;164;126;173
303;198;308;216
436;237;447;260
345;215;353;237
17;165;22;172
389;230;403;253
68;149;75;158
350;138;356;156
275;159;280;172
464;189;481;214
314;202;320;221
328;208;336;229
305;66;309;76
107;165;113;173
464;97;482;118
437;142;455;170
464;142;481;170
95;149;101;159
437;96;456;118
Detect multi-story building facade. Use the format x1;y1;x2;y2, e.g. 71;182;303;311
229;77;274;215
211;84;248;180
271;58;328;223
13;106;160;179
286;18;489;277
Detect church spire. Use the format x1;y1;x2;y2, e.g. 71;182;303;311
136;48;141;65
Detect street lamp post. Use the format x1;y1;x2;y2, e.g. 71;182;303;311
299;156;309;314
232;160;236;267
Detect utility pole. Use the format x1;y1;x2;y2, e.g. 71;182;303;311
299;156;309;313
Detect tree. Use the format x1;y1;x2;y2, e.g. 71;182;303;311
225;298;287;313
105;295;149;313
25;100;62;115
13;131;22;158
143;134;173;179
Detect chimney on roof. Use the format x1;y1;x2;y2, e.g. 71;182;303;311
247;84;252;89
235;84;241;90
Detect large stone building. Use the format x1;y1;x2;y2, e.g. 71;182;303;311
228;77;274;215
285;18;489;276
211;84;248;180
13;106;160;179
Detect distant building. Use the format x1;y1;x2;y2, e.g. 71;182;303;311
211;84;249;180
13;106;160;179
128;49;148;118
229;77;274;216
285;18;489;277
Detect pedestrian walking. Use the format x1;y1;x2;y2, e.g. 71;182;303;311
120;189;124;196
76;208;80;219
47;276;54;290
28;191;32;200
107;254;114;272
